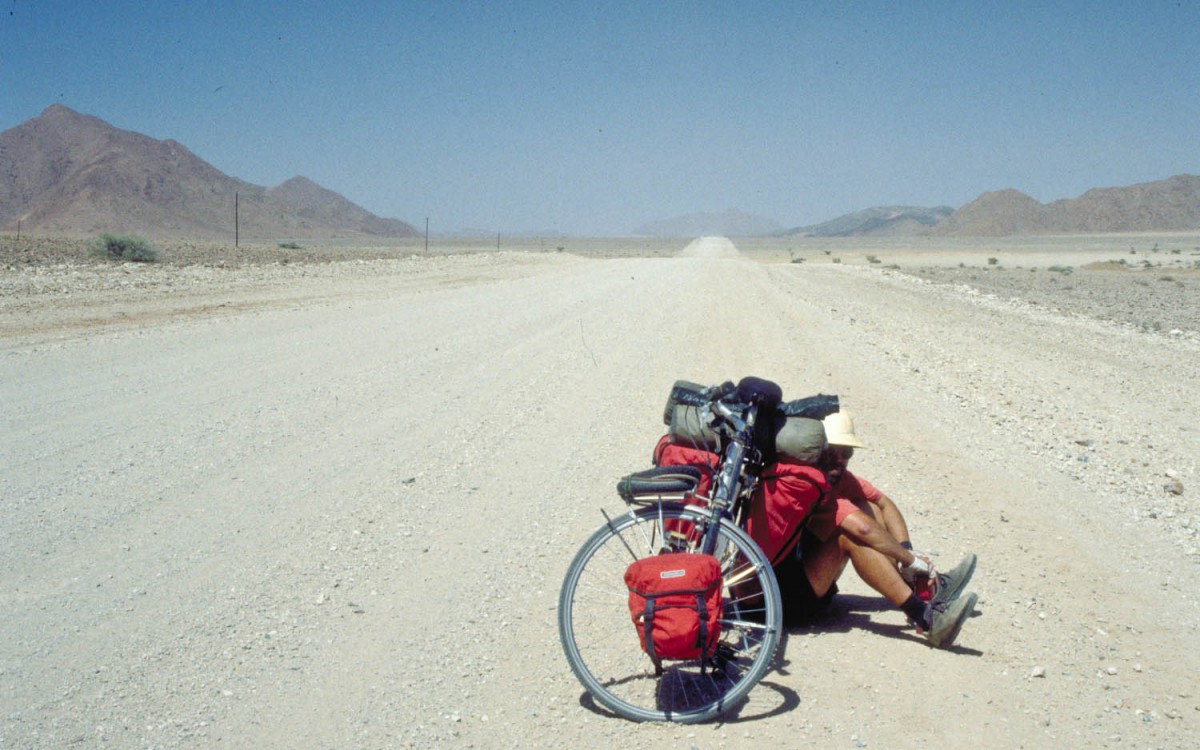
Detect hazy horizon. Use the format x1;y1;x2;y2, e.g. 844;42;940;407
3;2;1198;236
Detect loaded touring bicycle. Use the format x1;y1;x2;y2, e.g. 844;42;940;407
557;377;838;722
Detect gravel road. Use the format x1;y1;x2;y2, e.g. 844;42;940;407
2;236;1197;748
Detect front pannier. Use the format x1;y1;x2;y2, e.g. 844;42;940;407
625;553;723;669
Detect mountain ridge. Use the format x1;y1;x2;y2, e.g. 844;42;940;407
3;105;1198;240
0;105;417;240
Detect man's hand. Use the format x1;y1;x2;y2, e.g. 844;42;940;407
900;552;934;583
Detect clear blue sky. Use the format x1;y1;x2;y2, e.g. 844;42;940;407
2;1;1198;235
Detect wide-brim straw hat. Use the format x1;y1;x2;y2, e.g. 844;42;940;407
823;411;866;448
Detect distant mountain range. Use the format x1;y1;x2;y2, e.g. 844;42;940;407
785;206;955;237
2;105;1198;240
759;176;1200;237
638;174;1200;238
929;175;1200;235
0;105;418;240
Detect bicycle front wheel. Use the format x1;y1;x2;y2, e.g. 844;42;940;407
558;504;782;723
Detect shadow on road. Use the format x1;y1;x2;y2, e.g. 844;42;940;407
781;593;985;656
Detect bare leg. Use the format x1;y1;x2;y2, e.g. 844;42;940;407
840;533;913;606
805;503;916;607
800;534;850;598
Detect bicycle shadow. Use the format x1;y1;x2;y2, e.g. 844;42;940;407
573;595;983;723
574;663;803;725
573;629;805;723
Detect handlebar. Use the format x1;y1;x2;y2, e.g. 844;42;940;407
705;399;748;435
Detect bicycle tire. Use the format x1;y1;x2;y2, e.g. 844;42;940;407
558;504;782;723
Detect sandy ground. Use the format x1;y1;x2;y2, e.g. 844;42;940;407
2;235;1198;748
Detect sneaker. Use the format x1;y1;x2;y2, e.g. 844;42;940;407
924;591;977;648
929;553;977;608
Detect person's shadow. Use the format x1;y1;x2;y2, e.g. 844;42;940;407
783;592;985;656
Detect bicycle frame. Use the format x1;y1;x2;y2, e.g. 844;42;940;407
697;399;761;556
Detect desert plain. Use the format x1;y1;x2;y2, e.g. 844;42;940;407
2;233;1199;748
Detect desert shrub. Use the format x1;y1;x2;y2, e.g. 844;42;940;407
867;255;881;264
278;241;302;249
832;257;842;264
90;233;159;262
1159;275;1175;282
1048;265;1074;275
790;256;806;264
987;257;999;265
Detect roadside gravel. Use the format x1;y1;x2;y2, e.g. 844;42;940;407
2;236;1197;748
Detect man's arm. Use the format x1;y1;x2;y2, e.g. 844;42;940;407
838;509;918;567
870;492;912;548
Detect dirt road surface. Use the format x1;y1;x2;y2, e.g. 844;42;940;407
3;237;1198;748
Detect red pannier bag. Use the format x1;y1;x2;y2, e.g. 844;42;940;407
746;462;828;567
625;552;722;666
653;435;719;503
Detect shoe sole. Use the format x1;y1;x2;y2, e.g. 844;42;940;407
928;591;977;648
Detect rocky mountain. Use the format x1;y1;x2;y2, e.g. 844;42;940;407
934;175;1200;236
632;208;782;237
785;206;954;237
264;176;415;237
0;105;417;240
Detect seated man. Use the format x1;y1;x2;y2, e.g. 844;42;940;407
775;412;979;648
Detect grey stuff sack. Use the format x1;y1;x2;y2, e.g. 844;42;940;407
772;416;827;465
663;380;722;452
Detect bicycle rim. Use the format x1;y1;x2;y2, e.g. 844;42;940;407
558;504;781;723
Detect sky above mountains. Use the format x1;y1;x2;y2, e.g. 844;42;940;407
2;2;1198;236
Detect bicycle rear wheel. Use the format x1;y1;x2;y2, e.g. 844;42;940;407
558;504;781;723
